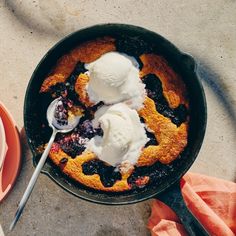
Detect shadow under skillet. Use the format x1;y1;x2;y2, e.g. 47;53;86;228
196;60;236;181
5;0;66;37
197;61;236;124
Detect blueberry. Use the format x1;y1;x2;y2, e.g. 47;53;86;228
60;140;85;158
90;102;104;112
82;160;122;187
73;61;87;75
143;74;163;94
116;35;151;57
145;129;158;147
82;160;100;175
65;62;87;105
142;73;188;126
60;157;68;164
95;128;103;137
79;120;96;139
173;104;188;126
99;166;122;187
50;83;67;97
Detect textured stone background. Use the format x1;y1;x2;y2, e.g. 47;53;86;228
0;0;235;235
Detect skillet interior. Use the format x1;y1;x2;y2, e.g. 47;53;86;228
24;24;207;205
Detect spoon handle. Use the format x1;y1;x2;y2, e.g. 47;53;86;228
10;129;57;231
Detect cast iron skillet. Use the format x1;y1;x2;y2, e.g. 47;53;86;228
24;24;208;235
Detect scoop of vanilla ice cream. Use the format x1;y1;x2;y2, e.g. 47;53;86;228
86;103;148;167
86;52;145;109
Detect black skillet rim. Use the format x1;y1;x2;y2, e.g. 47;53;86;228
24;23;207;205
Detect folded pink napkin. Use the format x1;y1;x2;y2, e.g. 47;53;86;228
148;173;236;236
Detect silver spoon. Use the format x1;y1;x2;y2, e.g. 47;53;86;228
10;98;81;231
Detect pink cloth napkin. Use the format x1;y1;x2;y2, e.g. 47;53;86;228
148;173;236;236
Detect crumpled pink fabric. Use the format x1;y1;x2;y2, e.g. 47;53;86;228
148;173;236;236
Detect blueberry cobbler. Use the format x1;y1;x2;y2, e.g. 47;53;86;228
39;36;189;192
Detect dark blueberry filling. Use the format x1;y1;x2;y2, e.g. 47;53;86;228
139;117;158;147
77;119;103;139
56;119;103;158
171;104;188;125
142;74;188;126
128;161;173;189
115;35;151;70
65;78;79;104
135;57;144;70
99;166;122;187
139;117;145;124
58;136;86;158
145;129;158;147
90;101;104;112
66;62;87;106
60;157;68;164
82;160;122;187
82;160;101;175
78;119;97;139
95;127;103;137
73;61;87;75
116;35;151;57
50;83;67;98
54;98;70;126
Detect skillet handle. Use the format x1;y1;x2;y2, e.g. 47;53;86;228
155;182;209;236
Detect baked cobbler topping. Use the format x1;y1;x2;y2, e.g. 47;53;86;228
39;36;189;192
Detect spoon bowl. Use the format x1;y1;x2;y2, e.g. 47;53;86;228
47;97;81;132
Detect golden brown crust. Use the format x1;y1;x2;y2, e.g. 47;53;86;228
140;54;188;108
40;74;66;93
137;97;188;166
53;54;78;78
74;73;94;107
40;37;116;93
49;148;131;192
70;36;116;63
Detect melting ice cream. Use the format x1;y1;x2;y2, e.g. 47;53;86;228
86;52;145;109
86;103;148;168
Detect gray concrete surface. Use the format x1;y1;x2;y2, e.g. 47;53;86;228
0;0;236;235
